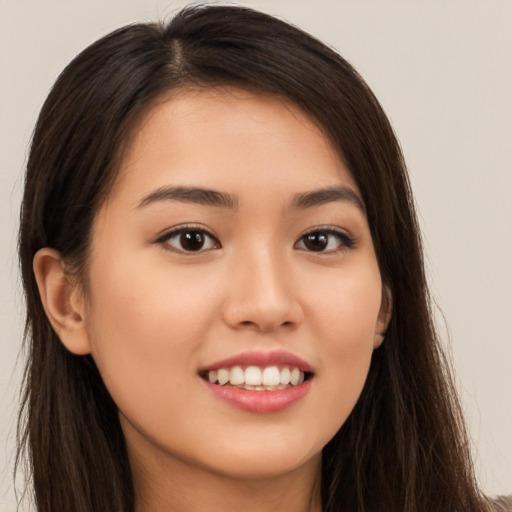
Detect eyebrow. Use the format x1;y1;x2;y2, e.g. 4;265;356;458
137;184;365;213
138;186;239;209
291;186;365;213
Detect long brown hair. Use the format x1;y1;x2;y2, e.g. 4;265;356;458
17;5;491;511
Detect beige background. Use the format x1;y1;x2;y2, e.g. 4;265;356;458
1;1;511;509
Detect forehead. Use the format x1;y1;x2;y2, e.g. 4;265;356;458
110;87;359;206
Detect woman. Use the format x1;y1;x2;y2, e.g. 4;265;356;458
16;5;507;512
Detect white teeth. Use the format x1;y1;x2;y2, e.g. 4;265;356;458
290;367;301;386
217;368;230;385
229;366;245;385
262;366;280;386
244;366;262;386
205;365;307;389
279;367;291;385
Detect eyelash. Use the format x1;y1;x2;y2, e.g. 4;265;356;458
294;227;356;254
155;225;356;254
155;225;220;253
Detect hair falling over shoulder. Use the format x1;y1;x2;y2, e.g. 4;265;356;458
16;5;497;512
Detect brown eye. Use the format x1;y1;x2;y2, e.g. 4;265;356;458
295;229;355;253
303;233;328;251
159;228;219;253
180;231;206;251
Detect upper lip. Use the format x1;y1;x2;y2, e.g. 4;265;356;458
199;350;314;373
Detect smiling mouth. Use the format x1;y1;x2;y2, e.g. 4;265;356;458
199;365;313;391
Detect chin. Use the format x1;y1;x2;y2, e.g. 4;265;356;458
211;452;321;481
190;431;324;481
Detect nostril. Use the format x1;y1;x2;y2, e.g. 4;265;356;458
235;319;296;332
223;297;303;332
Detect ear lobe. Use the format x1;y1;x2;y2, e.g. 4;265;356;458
374;285;392;349
33;248;92;355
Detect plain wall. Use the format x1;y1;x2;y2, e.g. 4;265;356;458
1;1;511;509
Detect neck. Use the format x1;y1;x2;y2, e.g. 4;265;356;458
128;435;322;512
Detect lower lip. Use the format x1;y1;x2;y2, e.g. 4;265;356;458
202;379;312;413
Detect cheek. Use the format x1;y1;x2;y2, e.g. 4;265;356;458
308;264;382;421
312;261;382;346
83;252;223;412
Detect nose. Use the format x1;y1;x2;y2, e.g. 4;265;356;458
222;246;303;333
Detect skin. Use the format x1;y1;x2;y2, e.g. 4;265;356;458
34;88;390;512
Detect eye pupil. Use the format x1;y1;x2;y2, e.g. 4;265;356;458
180;231;205;251
304;233;328;251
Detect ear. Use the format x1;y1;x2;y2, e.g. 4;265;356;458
374;285;392;349
33;248;92;355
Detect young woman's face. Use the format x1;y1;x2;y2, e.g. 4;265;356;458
81;88;388;481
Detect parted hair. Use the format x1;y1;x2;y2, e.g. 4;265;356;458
17;5;492;512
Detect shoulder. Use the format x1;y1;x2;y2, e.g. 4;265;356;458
492;495;512;511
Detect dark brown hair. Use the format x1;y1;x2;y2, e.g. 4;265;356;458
17;5;491;512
